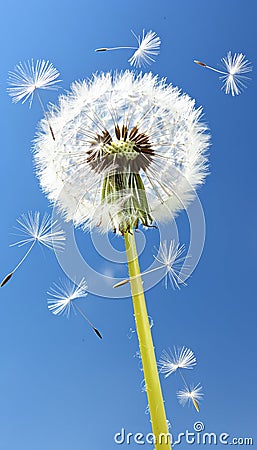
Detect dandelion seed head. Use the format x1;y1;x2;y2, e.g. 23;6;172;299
34;71;209;233
220;52;252;96
129;30;161;68
11;211;65;251
154;240;187;289
159;346;196;377
7;59;61;107
177;383;203;409
47;278;88;316
222;51;252;75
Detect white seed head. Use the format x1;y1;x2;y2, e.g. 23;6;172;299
11;211;65;251
159;346;196;377
47;278;88;316
7;59;61;107
154;240;187;289
220;51;252;96
129;30;161;68
177;383;203;408
34;71;209;233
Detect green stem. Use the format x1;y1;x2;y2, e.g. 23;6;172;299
124;231;172;449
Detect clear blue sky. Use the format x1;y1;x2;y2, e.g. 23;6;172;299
0;0;256;449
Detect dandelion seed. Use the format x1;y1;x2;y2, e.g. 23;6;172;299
160;346;203;412
1;211;65;287
159;346;196;377
129;30;161;68
7;59;61;139
113;278;132;288
11;211;65;250
95;29;161;67
113;240;186;289
154;240;187;289
47;278;102;338
177;383;203;412
7;59;61;106
47;277;87;316
194;52;252;96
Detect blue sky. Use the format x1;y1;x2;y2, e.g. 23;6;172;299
0;0;256;449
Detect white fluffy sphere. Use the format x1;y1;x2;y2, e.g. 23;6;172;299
34;71;209;233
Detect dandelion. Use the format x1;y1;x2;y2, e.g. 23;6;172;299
33;69;209;446
194;52;252;96
177;383;203;412
159;346;196;377
7;59;61;139
1;211;65;287
34;71;209;235
47;277;102;338
95;29;161;68
113;240;186;289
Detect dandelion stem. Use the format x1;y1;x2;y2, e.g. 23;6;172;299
124;231;171;450
36;91;56;140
